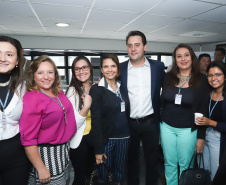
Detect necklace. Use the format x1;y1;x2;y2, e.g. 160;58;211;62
0;77;11;87
179;74;190;84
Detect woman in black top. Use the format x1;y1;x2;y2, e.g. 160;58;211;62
160;43;209;185
196;61;226;183
0;36;29;184
90;53;130;184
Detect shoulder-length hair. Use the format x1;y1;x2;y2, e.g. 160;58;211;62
26;55;62;94
66;55;93;110
0;36;23;92
168;43;201;87
207;61;226;98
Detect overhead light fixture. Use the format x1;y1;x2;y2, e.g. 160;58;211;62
56;23;69;27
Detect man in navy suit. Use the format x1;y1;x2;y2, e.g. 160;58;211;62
119;31;165;185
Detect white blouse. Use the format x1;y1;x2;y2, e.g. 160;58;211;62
66;86;87;149
0;84;26;140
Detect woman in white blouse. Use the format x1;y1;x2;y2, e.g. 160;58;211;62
0;36;29;184
66;55;93;185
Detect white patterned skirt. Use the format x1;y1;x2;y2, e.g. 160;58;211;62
28;142;70;185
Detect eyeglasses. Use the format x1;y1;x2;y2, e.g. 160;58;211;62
74;65;89;73
207;73;224;78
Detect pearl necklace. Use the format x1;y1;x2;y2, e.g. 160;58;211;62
0;77;11;87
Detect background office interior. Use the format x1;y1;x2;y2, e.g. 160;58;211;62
1;0;226;89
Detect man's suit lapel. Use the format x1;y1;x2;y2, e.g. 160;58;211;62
149;59;156;99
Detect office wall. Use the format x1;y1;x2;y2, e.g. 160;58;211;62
10;35;219;53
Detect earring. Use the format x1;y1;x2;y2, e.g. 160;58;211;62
16;65;18;68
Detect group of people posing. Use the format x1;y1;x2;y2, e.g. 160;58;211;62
0;30;226;185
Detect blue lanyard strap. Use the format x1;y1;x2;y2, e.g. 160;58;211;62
0;89;10;112
178;75;190;94
40;91;67;124
104;78;123;101
209;91;222;119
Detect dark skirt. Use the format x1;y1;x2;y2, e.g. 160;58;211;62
28;142;70;185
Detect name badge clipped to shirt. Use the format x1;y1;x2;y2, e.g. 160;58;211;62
121;101;125;112
175;94;182;105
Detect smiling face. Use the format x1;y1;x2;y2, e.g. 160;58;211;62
74;59;91;83
208;67;225;90
176;48;192;73
127;35;146;64
0;42;18;74
101;58;118;81
34;61;55;93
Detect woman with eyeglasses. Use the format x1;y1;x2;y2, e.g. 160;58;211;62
66;56;94;185
196;61;226;182
89;53;130;184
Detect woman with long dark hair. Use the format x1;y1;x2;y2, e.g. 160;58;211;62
160;43;209;185
0;36;29;184
196;61;226;183
66;56;94;185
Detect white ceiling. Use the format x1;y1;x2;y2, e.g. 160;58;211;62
0;0;226;45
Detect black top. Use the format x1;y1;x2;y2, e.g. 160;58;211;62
109;91;129;138
161;73;210;139
89;84;130;154
210;99;223;123
162;86;193;128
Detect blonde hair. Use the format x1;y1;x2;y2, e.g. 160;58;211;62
25;55;62;94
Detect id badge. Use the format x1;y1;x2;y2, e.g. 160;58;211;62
175;94;182;105
121;101;125;112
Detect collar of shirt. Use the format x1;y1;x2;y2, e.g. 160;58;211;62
128;57;150;70
98;77;121;93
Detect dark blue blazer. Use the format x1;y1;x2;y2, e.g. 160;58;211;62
119;57;165;125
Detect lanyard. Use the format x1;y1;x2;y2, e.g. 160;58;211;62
0;89;10;131
0;89;10;111
104;78;123;100
209;91;222;119
40;91;67;124
178;75;190;94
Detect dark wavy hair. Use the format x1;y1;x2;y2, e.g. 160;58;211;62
126;30;147;46
25;55;62;94
207;61;226;98
0;36;23;92
168;43;201;87
66;56;93;110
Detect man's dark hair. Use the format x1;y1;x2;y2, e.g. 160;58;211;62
198;53;211;61
215;47;226;55
126;31;147;46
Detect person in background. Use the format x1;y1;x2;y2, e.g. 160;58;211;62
196;61;226;181
214;47;225;62
198;53;211;75
0;36;29;185
66;56;94;185
160;43;209;185
20;55;77;185
119;30;165;185
90;53;130;184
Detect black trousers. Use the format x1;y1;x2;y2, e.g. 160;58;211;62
70;134;95;185
0;134;29;185
212;151;226;185
127;116;159;185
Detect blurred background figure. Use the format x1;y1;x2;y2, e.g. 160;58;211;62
198;53;211;75
214;48;225;63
